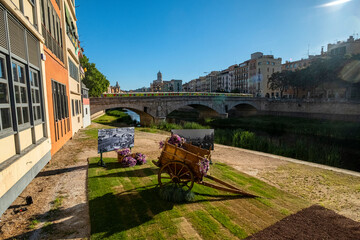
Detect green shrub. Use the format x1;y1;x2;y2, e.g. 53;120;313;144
183;122;209;129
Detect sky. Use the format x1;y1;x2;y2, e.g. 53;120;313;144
76;0;360;90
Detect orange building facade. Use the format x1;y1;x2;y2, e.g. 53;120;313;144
40;0;73;155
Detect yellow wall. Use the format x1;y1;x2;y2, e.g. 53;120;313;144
19;128;33;151
35;124;44;142
0;139;51;198
0;135;16;165
11;0;20;8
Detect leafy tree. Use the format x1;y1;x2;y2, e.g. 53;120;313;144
80;55;110;97
268;71;291;97
269;54;360;99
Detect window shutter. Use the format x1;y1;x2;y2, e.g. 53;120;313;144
8;16;26;60
27;32;40;67
0;7;7;50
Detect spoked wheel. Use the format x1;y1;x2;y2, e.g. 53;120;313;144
158;161;194;191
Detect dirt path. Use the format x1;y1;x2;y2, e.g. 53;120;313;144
0;129;96;240
1;124;360;239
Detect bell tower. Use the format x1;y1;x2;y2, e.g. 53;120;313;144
157;71;163;82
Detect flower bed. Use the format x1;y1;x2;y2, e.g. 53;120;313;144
116;148;147;167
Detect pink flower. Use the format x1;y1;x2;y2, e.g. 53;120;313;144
199;157;210;176
122;156;137;167
135;152;147;165
117;148;131;156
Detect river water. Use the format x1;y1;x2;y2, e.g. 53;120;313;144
123;109;140;123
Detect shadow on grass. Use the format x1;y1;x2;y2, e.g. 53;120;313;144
88;162;158;178
89;186;251;238
89;187;174;238
192;192;253;202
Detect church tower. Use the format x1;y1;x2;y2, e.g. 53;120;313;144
157;71;163;82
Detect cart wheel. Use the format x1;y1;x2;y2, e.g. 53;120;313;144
158;161;194;191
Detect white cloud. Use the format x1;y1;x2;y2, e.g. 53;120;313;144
317;0;352;8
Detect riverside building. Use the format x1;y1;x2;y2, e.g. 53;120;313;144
0;0;85;216
0;0;51;216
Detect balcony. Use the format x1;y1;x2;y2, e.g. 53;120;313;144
42;24;63;62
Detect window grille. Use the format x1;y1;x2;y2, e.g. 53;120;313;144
8;16;26;60
27;32;40;67
0;7;7;50
68;58;79;81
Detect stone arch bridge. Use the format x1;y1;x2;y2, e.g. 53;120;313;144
90;96;360;125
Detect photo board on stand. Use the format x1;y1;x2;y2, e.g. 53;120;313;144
98;127;135;153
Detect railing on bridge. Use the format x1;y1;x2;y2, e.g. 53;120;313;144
102;92;253;98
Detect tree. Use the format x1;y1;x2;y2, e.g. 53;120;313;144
80;55;110;97
268;71;291;98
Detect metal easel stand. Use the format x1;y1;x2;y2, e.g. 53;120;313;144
97;152;106;168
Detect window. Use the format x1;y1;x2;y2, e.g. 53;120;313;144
52;80;69;141
71;99;75;116
0;55;12;131
68;58;79;81
30;69;42;123
258;62;262;65
19;0;24;13
266;61;270;65
52;80;69;121
75;99;79;115
65;4;78;47
12;61;30;126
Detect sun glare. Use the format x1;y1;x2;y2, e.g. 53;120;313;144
318;0;352;8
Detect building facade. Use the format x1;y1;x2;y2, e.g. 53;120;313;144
150;71;182;92
40;0;72;154
234;61;249;93
63;0;82;136
0;0;51;216
0;0;87;217
327;36;360;56
247;52;282;97
107;81;121;93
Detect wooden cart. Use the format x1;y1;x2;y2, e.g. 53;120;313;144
153;140;257;197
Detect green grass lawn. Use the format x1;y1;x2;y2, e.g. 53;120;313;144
88;158;309;239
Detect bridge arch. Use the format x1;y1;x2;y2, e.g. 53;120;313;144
90;102;156;126
227;102;258;117
166;102;226;120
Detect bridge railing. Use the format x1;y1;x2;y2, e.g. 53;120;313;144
101;92;253;98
